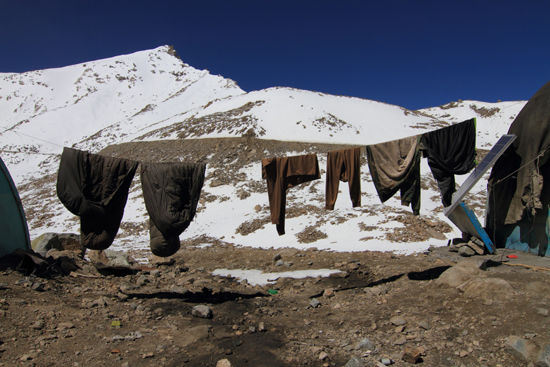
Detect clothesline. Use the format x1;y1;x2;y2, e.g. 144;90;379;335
52;118;478;256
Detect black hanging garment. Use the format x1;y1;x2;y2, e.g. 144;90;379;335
420;118;476;207
56;147;138;250
141;162;206;257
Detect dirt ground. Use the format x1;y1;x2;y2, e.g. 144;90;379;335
1;239;550;367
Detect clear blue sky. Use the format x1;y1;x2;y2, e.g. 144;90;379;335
2;1;549;110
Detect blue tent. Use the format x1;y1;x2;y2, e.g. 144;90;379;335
0;156;31;257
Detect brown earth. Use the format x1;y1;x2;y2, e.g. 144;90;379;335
1;242;549;367
8;138;546;367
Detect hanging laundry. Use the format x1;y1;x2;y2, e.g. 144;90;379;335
141;162;206;257
56;147;138;250
420;118;476;207
325;147;362;210
262;154;321;235
366;136;421;214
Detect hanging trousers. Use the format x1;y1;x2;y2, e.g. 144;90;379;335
325;147;361;210
262;154;321;235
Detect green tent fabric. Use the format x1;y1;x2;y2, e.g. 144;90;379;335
0;156;31;257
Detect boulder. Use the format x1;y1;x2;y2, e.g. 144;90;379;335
435;261;483;288
32;233;83;258
504;336;540;363
458;277;515;299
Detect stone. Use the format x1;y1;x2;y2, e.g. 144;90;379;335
20;354;33;361
536;343;550;367
356;337;376;351
393;336;407;345
435;261;483;288
323;288;335;298
136;275;149;287
258;322;266;332
171;286;189;294
402;345;422;363
344;356;365;367
310;298;321;308
389;316;407;326
458;277;514;299
319;351;329;360
467;240;485;255
537;308;549;316
272;253;282;262
87;250;109;264
458;245;476;257
192;305;213;319
504;336;540;362
31;282;45;292
31;320;45;330
149;255;175;266
32;232;83;257
275;260;284;267
57;322;75;330
216;358;232;367
418;320;431;330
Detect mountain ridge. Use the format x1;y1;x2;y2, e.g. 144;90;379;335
0;45;529;255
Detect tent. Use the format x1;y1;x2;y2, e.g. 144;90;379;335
0;156;31;257
487;80;550;256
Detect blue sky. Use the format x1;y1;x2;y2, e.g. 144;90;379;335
2;1;549;110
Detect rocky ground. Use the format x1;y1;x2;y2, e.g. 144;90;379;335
1;238;550;367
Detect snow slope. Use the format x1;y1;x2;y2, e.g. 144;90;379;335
0;46;529;257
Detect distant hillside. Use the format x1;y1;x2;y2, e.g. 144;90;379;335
0;45;529;255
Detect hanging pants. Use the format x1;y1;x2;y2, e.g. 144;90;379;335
325;147;361;210
262;154;321;235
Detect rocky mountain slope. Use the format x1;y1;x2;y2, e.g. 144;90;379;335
0;45;528;257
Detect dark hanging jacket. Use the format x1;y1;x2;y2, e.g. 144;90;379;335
420;118;477;207
141;162;206;257
262;154;321;235
56;147;138;250
366;136;421;214
325;147;362;210
488;80;550;227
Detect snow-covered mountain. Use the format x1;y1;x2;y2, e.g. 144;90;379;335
0;45;528;259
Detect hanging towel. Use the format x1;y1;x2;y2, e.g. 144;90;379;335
366;136;421;214
325;147;362;210
262;154;321;235
421;118;476;207
141;162;206;257
56;147;138;250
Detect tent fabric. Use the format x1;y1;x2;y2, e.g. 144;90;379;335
421;118;477;207
366;136;421;214
56;147;138;250
141;162;206;257
325;147;361;210
488;80;550;226
0;156;31;257
262;154;321;235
